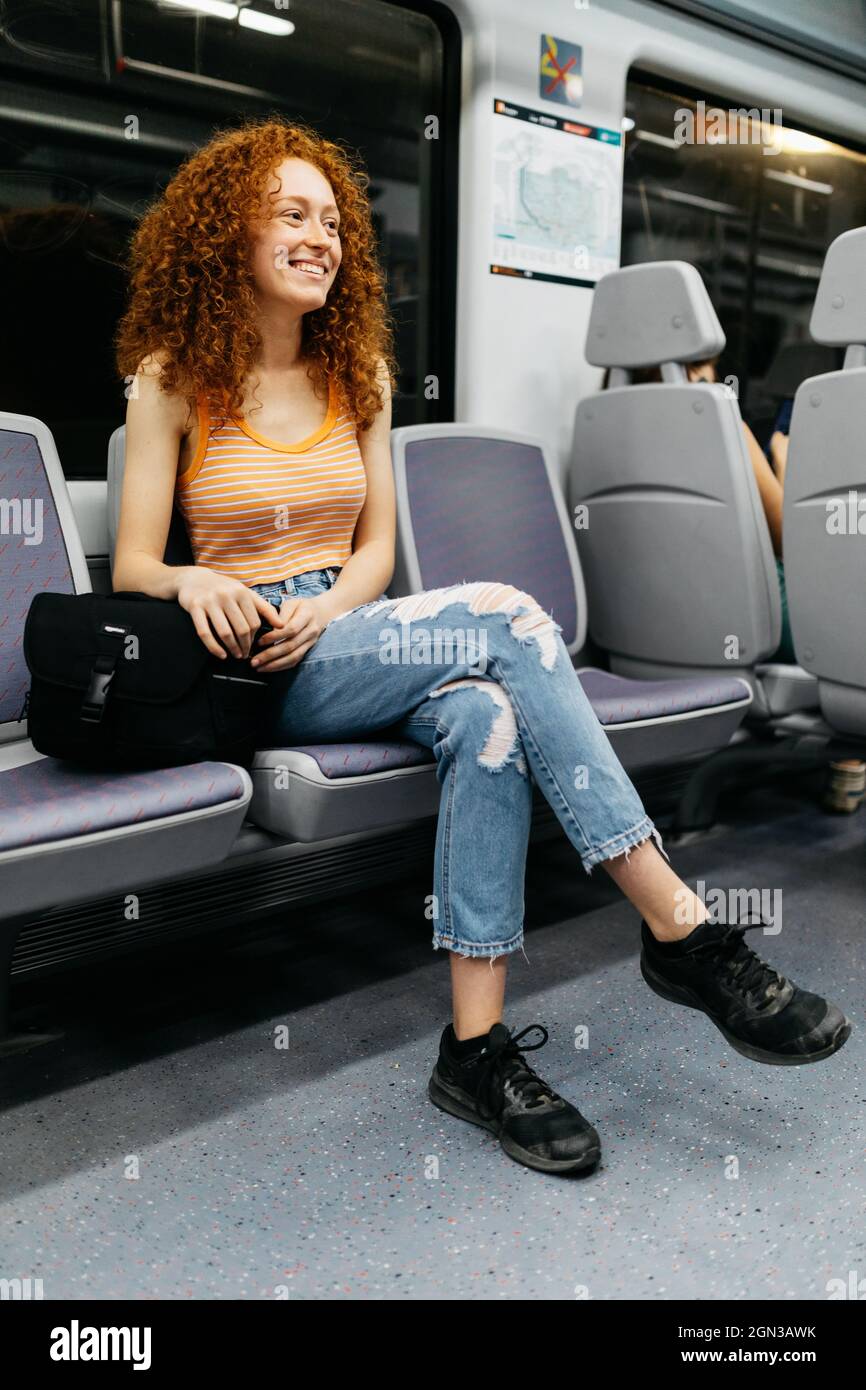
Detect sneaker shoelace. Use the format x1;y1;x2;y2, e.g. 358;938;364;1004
473;1024;561;1123
689;915;787;1008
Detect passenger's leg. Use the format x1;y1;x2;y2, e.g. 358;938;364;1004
395;684;532;1039
266;582;707;942
397;683;600;1173
396;682;703;1037
448;955;507;1040
361;584;708;939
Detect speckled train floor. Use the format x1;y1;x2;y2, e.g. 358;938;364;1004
1;783;863;1300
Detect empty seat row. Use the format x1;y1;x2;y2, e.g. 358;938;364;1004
567;227;866;761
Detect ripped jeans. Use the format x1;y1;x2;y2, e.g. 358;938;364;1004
250;569;661;961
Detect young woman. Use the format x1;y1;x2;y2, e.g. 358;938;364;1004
113;118;850;1177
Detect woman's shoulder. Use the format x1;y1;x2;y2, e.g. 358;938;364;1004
128;350;200;438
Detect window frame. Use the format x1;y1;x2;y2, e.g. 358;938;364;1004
652;0;866;87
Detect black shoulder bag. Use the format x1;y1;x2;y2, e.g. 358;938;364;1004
22;591;271;770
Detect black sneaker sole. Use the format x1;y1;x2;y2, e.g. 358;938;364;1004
428;1069;601;1175
640;956;852;1066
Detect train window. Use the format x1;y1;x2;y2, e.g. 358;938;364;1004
622;72;866;442
659;2;866;82
0;0;458;479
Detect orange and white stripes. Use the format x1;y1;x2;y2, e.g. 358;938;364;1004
175;383;366;585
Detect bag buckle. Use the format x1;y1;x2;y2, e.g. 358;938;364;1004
81;661;117;724
80;621;129;724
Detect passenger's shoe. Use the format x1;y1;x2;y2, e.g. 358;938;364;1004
823;759;866;814
428;1021;601;1175
640;917;852;1065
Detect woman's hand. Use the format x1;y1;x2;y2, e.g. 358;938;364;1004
251;595;332;672
176;567;282;659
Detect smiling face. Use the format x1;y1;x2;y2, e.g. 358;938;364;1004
249;156;342;314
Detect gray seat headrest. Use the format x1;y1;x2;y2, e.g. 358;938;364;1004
585;260;725;369
810;226;866;346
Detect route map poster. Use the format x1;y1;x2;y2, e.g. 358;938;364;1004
491;97;623;288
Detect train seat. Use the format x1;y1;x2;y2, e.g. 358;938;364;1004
784;225;866;738
0;748;249;916
567;260;819;720
0;414;251;957
107;422;752;842
385;423;752;772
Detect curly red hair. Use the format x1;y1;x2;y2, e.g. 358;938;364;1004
115;116;395;430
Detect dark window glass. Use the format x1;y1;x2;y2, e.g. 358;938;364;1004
622;73;866;442
0;0;457;478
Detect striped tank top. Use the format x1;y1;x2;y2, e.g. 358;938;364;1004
175;381;367;586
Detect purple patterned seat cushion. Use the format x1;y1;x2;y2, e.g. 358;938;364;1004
287;741;436;780
0;758;246;852
578;669;750;725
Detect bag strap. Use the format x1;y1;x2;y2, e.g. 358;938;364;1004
80;618;132;724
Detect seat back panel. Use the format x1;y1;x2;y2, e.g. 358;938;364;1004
784;367;866;690
572;385;780;667
391;425;585;653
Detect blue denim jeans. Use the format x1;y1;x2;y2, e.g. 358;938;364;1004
250;569;661;960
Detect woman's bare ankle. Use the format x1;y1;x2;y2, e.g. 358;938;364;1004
600;843;711;942
645;890;710;942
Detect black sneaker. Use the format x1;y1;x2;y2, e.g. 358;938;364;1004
428;1021;601;1175
640;917;852;1065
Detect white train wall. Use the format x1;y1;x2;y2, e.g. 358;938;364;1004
448;0;866;483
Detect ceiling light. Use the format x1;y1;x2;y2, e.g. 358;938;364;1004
159;1;295;33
